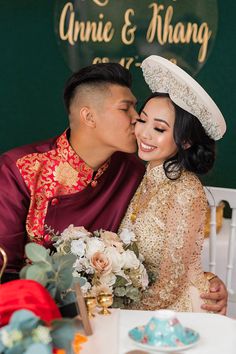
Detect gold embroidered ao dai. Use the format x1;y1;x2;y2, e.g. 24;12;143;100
119;164;212;312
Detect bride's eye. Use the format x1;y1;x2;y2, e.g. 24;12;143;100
154;128;165;133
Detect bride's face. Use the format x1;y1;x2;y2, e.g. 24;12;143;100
135;96;178;168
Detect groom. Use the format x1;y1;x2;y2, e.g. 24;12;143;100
0;62;227;313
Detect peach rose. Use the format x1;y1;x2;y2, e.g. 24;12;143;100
90;251;112;275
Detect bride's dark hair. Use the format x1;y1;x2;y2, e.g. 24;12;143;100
139;93;216;180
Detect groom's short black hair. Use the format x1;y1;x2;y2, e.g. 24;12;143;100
63;63;132;113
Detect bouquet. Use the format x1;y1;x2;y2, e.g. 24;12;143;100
52;225;149;307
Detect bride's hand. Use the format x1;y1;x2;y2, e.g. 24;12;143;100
200;276;228;315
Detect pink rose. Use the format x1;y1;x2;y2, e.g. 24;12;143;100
90;251;112;275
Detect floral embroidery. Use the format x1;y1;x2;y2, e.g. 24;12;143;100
53;161;78;187
119;164;211;311
16;130;109;243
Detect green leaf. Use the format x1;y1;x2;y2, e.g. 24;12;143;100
112;296;125;308
10;310;41;330
125;287;141;302
25;243;48;262
127;242;139;258
62;291;76;305
147;270;156;285
72;276;87;287
26;265;48;286
24;343;52;354
0;340;4;352
46;282;57;299
114;275;128;287
50;320;78;350
19;264;30;279
53;254;76;291
57;267;74;292
52;253;76;272
114;287;126;297
5;341;25;354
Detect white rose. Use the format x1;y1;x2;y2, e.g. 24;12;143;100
81;281;92;294
119;228;136;245
86;238;105;259
99;273;117;287
105;247;125;273
71;239;86;257
73;258;94;274
139;264;149;289
138;252;145;262
123;250;140;270
61;225;91;241
73;259;83;273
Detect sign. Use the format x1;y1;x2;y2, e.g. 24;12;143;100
54;0;218;76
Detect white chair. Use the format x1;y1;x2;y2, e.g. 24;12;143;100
204;186;236;306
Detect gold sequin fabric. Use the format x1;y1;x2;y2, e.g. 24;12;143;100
119;164;212;312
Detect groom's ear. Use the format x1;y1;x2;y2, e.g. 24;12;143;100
80;106;96;128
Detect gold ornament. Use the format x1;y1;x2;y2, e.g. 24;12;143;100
84;295;97;318
97;292;113;315
0;247;7;282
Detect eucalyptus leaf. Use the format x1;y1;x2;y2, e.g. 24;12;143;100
51;254;75;278
25;243;48;262
24;343;52;354
53;253;76;272
5;341;25;354
10;310;41;330
26;265;48;286
0;340;5;352
46;283;57;299
72;276;87;287
36;261;53;272
62;291;76;305
50;321;78;350
56;267;74;292
19;264;30;279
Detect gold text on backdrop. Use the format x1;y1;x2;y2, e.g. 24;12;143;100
146;3;212;63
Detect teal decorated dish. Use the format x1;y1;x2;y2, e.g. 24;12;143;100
128;310;199;352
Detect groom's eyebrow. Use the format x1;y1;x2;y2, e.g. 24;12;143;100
120;99;137;105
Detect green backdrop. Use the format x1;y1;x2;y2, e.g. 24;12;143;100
0;0;235;188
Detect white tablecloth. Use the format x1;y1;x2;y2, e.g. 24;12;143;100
81;309;236;354
201;218;236;317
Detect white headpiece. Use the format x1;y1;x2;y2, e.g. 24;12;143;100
141;55;226;140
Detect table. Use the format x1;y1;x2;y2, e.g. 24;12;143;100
81;309;236;354
201;218;236;317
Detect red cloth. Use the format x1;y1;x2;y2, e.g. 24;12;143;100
0;279;61;327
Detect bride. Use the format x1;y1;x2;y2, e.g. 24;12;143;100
119;55;226;312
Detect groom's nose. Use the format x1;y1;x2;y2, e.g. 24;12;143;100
130;108;139;125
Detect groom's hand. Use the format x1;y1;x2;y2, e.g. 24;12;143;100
200;276;228;315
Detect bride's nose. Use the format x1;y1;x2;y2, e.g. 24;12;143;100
140;125;152;140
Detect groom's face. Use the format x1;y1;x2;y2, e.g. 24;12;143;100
92;84;139;154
